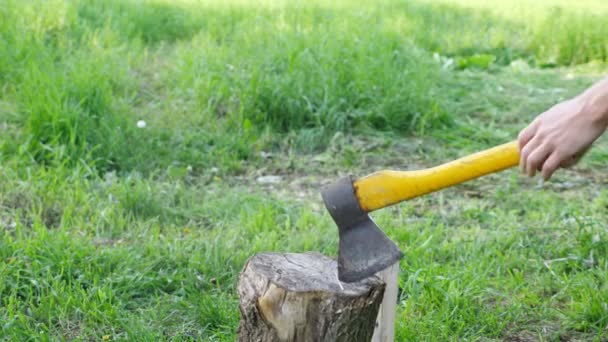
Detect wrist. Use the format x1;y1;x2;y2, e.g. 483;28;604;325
576;91;608;127
576;77;608;127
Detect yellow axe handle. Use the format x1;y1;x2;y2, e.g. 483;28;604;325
354;140;520;212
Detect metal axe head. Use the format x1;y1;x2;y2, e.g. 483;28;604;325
321;176;404;283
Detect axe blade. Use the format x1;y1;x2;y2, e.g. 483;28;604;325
322;176;404;283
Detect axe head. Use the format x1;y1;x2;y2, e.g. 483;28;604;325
322;176;404;283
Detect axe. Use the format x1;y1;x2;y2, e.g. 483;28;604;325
322;140;520;282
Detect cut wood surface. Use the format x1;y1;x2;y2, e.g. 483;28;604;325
237;252;386;342
372;262;400;342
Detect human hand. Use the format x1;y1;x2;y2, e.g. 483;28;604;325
518;97;608;180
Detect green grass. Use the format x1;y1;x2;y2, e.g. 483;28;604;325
2;0;608;340
404;0;608;66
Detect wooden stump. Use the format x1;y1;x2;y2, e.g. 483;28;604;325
237;252;385;342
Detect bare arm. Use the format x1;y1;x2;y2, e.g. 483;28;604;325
518;77;608;180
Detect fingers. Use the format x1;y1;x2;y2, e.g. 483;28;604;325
518;120;541;174
519;135;543;175
561;145;590;168
524;142;552;177
560;154;578;168
541;152;562;181
518;120;539;151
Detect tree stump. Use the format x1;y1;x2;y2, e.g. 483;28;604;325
237;252;385;342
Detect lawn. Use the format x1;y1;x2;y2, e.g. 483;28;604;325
1;0;608;340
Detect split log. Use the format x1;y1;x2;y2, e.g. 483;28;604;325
237;252;385;342
371;262;400;342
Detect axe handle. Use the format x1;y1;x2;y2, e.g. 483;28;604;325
354;140;520;212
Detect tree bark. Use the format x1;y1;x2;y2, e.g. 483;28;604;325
237;252;385;342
